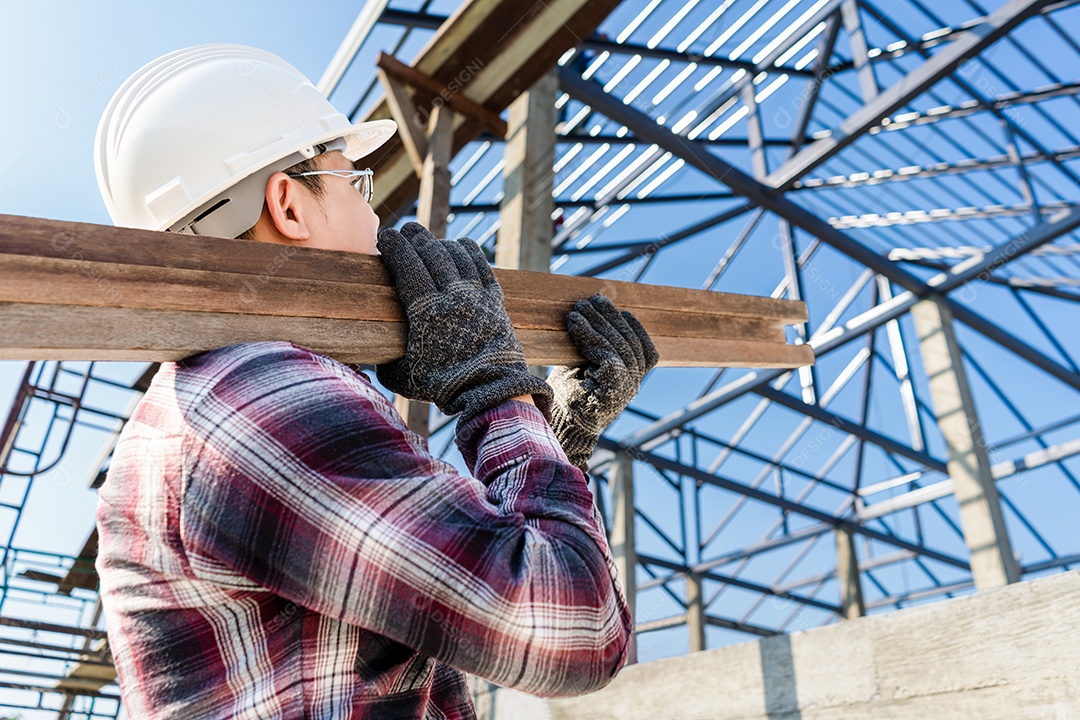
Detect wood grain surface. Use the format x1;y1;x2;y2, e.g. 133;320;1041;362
0;214;815;368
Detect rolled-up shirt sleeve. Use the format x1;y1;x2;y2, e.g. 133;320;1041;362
177;343;632;697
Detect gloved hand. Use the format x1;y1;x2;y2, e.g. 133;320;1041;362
548;295;660;470
376;222;553;425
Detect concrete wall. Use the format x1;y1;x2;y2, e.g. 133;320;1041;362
473;570;1080;719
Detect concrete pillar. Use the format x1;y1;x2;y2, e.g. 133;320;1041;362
912;299;1020;590
610;452;637;665
835;527;865;619
497;69;556;274
686;572;707;653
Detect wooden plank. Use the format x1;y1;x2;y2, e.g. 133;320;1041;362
0;215;814;369
377;69;428;175
0;304;406;364
360;0;623;224
0;303;814;368
377;53;507;138
0;253;787;341
0;215;807;322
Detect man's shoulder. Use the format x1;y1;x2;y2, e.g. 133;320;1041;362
158;340;392;432
169;341;373;398
162;341;352;397
176;341;348;377
181;340;317;367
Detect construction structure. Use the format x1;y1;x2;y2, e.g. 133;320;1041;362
2;0;1080;716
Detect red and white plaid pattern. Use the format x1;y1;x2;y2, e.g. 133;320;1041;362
96;341;631;719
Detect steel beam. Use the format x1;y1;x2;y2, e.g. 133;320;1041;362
840;0;879;100
891;244;1080;261
578;37;814;76
533;133;800;148
0;616;107;640
687;524;833;576
806;82;1080;141
559;66;933;295
790;13;843;154
678;0;847;135
597;438;971;571
865;580;975;609
755;386;948;472
859;436;1080;519
580;202;754;277
636;553;841;614
774;549;916;592
795;145;1080;190
824;0;1080;71
380;7;444;30
447;190;736;215
828;202;1075;229
766;0;1048;190
934;205;1080;293
857;0;1080;190
577;94;1080;449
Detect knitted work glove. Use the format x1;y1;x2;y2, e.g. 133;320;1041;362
548;295;660;469
376;222;553;425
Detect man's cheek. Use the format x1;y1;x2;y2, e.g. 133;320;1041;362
365;208;380;253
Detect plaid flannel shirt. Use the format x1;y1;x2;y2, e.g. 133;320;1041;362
95;341;631;719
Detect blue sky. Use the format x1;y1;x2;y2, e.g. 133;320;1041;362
0;0;389;414
0;4;395;716
3;0;1080;716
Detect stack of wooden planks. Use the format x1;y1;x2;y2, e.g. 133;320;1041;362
0;214;814;369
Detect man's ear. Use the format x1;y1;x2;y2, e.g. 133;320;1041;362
264;172;312;241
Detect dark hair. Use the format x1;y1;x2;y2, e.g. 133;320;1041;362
235;154;326;240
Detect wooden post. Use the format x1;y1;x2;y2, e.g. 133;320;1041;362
498;70;556;274
416;104;453;238
377;69;428;174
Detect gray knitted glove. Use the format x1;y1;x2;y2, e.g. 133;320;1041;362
376;222;553;425
548;295;660;469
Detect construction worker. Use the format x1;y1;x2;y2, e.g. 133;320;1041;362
93;44;658;718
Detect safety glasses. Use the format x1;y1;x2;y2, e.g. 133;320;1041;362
287;168;374;203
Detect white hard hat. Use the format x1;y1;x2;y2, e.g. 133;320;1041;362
95;43;397;238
